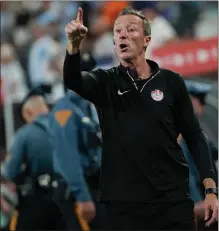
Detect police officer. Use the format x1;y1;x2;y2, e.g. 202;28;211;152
179;80;218;230
50;53;107;230
1;87;66;230
184;80;218;175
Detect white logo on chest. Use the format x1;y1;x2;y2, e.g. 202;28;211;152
151;89;164;101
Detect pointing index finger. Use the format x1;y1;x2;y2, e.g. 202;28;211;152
76;7;83;24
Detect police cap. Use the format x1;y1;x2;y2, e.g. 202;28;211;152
19;84;52;121
185;80;212;105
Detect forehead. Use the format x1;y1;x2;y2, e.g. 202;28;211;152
114;14;142;27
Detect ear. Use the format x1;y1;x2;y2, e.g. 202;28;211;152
144;36;151;48
22;107;32;122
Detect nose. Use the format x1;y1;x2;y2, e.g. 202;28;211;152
119;29;128;40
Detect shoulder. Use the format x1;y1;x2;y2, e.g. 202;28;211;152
90;67;116;78
15;124;31;138
10;125;31;147
52;97;74;112
160;68;184;86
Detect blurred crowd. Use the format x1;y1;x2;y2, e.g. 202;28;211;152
1;1;218;105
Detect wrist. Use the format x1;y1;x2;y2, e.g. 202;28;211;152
205;188;218;198
67;41;80;55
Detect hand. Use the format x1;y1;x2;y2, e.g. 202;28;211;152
0;182;16;214
0;195;11;214
194;201;205;218
76;201;96;222
203;194;218;226
65;7;88;45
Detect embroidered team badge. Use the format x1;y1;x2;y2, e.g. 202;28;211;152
151;89;164;101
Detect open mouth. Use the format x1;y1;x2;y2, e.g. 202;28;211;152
119;44;128;51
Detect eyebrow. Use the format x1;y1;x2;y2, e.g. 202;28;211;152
114;22;139;27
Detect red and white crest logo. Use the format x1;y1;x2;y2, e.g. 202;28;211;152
151;89;164;101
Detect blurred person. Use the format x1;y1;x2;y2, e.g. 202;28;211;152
89;1;129;38
19;1;42;16
182;80;218;187
85;1;130;69
48;1;79;43
132;1;178;59
194;2;218;39
185;80;218;176
1;43;28;103
63;6;217;230
47;48;66;102
28;12;61;88
11;2;33;67
37;1;53;14
174;2;200;39
179;80;218;231
0;86;66;230
0;2;15;41
50;53;108;230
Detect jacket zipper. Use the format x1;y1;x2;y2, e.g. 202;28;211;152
127;70;160;92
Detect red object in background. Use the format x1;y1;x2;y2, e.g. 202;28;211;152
151;37;218;77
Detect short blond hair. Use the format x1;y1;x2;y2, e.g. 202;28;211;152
118;6;151;36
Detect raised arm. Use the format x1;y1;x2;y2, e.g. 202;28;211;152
63;7;108;105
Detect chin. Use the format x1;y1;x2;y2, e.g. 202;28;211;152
119;53;133;62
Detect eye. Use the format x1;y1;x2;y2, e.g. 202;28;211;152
129;28;135;32
115;28;121;33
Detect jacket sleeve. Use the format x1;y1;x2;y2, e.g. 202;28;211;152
1;129;26;181
63;51;108;105
52;107;92;202
173;74;215;182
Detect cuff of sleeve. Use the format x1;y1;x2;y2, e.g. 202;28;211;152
73;186;92;202
66;50;80;58
201;170;217;183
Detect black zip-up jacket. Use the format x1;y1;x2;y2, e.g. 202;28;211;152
64;51;215;202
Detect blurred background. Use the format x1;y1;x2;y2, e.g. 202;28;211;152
0;1;218;160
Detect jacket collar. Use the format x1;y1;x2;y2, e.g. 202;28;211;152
118;59;160;79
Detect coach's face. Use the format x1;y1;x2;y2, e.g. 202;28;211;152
113;14;150;62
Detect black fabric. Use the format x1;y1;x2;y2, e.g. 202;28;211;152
107;199;195;230
197;218;218;231
14;195;66;230
53;173;108;230
52;180;83;230
63;51;216;203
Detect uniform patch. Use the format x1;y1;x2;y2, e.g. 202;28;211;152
55;110;72;127
151;89;164;101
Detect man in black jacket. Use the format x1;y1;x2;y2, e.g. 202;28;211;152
63;6;218;230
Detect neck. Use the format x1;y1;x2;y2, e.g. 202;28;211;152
120;52;151;79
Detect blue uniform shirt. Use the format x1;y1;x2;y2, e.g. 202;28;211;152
180;139;203;202
50;91;101;202
1;114;54;181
